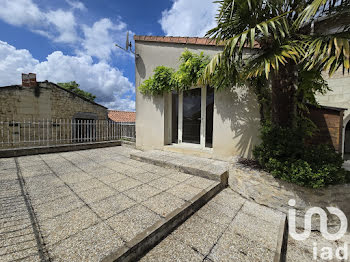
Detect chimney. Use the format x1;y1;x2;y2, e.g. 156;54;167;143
22;73;37;87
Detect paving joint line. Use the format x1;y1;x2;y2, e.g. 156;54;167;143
0;243;38;257
0;238;37;249
40;156;118;235
11;254;39;262
1;232;34;241
63;153;195;236
202;199;246;261
14;158;51;262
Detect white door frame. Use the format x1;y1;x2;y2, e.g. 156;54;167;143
177;87;207;149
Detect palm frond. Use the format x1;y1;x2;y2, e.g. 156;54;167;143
302;33;350;75
244;42;306;79
294;0;350;30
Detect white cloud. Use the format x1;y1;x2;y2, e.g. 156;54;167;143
0;0;78;44
0;41;38;84
46;9;78;43
160;0;218;37
65;0;86;11
0;0;130;59
0;0;44;26
0;41;135;111
81;18;126;61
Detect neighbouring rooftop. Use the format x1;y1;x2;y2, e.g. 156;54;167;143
108;110;136;123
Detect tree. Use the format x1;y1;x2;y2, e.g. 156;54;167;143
57;81;97;102
202;0;350;187
203;0;350;127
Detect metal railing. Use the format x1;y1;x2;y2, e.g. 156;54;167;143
0;119;135;149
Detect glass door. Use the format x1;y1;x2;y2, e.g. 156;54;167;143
182;88;201;144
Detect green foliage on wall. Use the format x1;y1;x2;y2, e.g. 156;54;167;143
57;81;96;102
138;66;175;95
138;50;210;95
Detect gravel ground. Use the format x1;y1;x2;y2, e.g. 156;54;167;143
0;146;217;262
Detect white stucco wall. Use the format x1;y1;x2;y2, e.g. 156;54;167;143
213;88;260;159
135;40;261;158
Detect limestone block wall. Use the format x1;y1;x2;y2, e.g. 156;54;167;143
0;82;107;120
316;71;350;118
0;82;108;148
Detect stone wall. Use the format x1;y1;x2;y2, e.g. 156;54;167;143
0;82;107;120
0;82;109;148
229;163;350;230
317;71;350;119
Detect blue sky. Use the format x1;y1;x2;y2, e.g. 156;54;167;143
0;0;217;111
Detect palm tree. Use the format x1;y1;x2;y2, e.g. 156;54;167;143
203;0;350;127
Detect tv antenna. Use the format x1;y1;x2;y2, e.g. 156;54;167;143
115;31;138;57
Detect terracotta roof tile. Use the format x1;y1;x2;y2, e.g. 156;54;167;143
108;110;136;123
187;37;198;44
134;35;225;47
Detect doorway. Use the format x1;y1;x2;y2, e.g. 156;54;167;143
183;88;201;144
171;86;213;149
344;120;350;160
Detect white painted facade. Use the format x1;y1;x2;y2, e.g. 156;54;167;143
134;40;260;160
134;39;350;160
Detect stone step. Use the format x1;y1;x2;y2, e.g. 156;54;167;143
102;180;224;262
140;189;287;262
130;150;229;186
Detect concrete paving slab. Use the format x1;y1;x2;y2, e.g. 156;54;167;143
147;176;180;191
77;186;116;204
40;206;100;246
33;194;84;220
131;171;162;183
142;192;186;217
167;183;203;202
96;172;127;184
89;194;136;220
141;189;285;262
106;204;162;242
48;222;124;262
171;214;226;255
124;184;162;203
140;235;204;262
109;177;143;192
1;146;224;262
69;178;105;192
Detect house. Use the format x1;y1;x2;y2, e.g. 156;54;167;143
0;73;108;146
0;73;107;121
134;36;350;160
108;110;136;123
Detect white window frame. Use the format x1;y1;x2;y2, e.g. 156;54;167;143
176;86;208;149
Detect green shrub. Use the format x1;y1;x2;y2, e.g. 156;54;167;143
138;50;210;95
139;66;175;95
253;124;350;188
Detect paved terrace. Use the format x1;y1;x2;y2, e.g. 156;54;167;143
4;146;339;261
0;147;219;261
